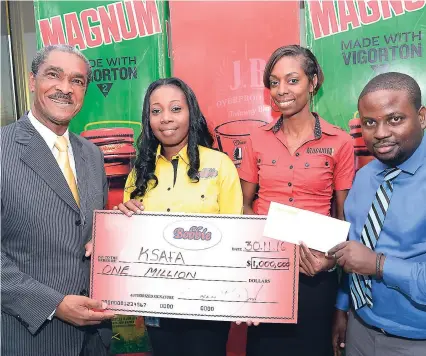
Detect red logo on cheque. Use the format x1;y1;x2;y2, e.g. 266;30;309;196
173;226;212;241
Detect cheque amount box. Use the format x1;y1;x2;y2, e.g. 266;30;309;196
90;211;300;324
248;257;290;270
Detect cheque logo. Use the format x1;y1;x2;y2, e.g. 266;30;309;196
174;226;212;241
163;221;222;251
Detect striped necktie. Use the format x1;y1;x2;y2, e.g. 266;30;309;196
350;167;402;309
54;136;80;207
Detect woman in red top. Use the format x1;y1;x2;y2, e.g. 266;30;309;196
239;45;355;356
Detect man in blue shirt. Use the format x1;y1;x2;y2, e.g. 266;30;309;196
327;72;426;356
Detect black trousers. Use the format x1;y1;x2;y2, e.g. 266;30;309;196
79;330;110;356
246;271;338;356
147;318;230;356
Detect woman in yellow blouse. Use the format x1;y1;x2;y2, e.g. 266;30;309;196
115;77;243;356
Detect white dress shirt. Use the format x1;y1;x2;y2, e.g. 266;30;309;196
27;111;77;179
28;111;78;320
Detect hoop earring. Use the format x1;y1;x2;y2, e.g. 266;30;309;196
270;96;281;113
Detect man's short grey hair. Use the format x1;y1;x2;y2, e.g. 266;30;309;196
31;44;92;85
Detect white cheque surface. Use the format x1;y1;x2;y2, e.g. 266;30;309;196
263;202;350;252
91;211;299;323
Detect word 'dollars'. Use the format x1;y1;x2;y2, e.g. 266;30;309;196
38;0;162;50
173;226;212;241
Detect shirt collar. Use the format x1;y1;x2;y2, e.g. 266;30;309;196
156;144;190;165
261;112;336;140
261;116;283;132
374;134;426;176
28;110;71;151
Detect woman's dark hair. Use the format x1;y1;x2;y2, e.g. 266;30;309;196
129;77;214;199
263;45;324;95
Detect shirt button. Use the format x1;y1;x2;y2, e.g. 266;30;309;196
75;220;81;226
167;208;170;212
167;187;171;191
305;162;310;167
289;198;294;202
295;152;300;157
325;161;329;167
272;160;276;164
288;182;292;187
289;165;294;170
201;195;205;198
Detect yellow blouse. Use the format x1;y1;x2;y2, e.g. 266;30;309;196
124;145;243;214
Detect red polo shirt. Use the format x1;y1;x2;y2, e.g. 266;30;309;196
238;114;355;216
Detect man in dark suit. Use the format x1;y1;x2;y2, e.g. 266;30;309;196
1;45;114;355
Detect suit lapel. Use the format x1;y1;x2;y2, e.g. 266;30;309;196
69;133;89;219
17;116;80;214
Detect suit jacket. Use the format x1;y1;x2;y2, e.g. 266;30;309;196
1;115;111;356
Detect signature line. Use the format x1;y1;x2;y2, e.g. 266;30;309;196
177;298;277;304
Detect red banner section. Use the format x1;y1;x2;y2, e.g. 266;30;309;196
170;2;300;355
170;1;300;165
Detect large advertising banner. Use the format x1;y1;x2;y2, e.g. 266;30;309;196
306;0;426;169
170;1;300;170
33;1;172;354
34;0;171;209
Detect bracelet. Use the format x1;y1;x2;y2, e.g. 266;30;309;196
376;253;384;280
379;254;386;279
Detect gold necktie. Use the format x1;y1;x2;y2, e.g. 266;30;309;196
54;136;80;207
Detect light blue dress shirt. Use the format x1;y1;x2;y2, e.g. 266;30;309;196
336;135;426;339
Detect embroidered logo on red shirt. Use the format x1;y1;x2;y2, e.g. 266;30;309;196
306;147;334;155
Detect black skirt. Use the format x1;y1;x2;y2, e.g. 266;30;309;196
147;318;230;356
246;271;338;356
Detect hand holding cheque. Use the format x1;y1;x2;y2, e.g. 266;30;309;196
326;241;384;277
299;242;336;277
113;199;145;216
55;296;114;327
